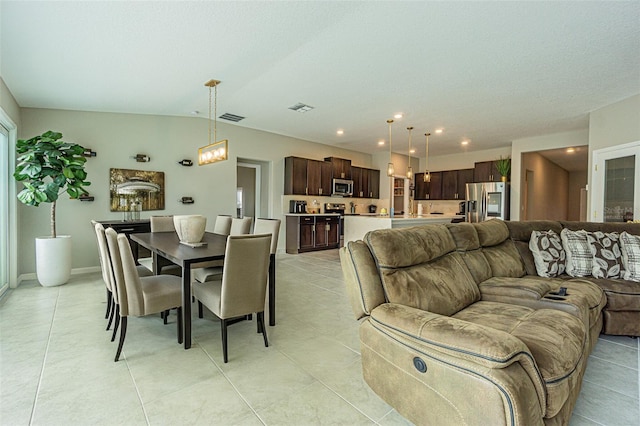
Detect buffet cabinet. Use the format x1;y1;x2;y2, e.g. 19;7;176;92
285;215;340;254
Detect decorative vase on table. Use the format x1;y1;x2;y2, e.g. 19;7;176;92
173;215;207;243
501;175;507;182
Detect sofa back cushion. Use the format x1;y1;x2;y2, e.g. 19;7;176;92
505;220;563;276
365;225;480;316
446;222;492;284
474;220;525;277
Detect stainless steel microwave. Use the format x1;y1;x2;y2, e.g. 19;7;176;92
332;178;353;197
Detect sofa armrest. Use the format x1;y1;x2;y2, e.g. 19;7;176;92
369;303;546;413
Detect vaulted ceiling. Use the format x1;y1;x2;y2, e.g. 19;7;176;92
2;1;638;159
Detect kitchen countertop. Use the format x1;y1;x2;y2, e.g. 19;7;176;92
343;214;465;243
285;213;341;217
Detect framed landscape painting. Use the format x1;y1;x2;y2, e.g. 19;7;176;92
109;168;165;212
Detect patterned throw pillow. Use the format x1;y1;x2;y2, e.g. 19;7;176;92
587;231;624;279
529;230;566;277
561;229;593;277
620;231;640;282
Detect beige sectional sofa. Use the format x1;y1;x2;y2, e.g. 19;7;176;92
340;219;640;426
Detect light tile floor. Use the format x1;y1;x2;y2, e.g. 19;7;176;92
1;249;638;425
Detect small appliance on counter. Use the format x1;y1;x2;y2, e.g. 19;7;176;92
289;200;307;214
368;205;377;214
458;201;466;215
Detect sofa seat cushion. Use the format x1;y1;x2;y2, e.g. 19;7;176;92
479;276;605;332
452;301;587;418
569;277;640;312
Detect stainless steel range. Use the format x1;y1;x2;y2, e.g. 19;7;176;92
324;203;346;244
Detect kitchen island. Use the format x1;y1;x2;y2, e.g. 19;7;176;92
344;214;465;244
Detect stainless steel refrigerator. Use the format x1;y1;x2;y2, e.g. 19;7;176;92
465;182;510;222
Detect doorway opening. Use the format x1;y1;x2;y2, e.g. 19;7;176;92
237;158;271;220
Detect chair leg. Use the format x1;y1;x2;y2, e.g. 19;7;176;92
198;301;203;318
177;306;183;344
221;319;228;363
163;309;169;324
258;312;269;348
105;289;112;319
106;299;116;331
111;305;120;342
269;256;276;326
114;316;128;362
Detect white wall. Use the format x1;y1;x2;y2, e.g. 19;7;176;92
588;94;640;218
17;108;373;276
510;129;589;220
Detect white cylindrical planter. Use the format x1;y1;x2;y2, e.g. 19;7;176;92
35;236;72;287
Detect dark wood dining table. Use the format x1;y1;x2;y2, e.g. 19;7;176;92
130;231;227;349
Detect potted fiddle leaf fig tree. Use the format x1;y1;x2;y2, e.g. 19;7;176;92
14;130;91;286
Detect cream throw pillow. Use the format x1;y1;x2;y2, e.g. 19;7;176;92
561;229;592;277
620;231;640;282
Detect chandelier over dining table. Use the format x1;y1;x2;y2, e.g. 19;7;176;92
198;79;228;166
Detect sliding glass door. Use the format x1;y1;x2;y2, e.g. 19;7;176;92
0;124;9;294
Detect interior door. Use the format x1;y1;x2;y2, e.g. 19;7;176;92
592;142;640;222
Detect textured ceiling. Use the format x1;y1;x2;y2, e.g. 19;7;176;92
2;1;639;160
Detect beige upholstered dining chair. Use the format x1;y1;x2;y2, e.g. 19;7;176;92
145;215;182;277
93;222;152;331
150;215;176;232
193;216;252;283
253;218;281;326
193;234;272;363
105;227;184;362
230;216;252;235
213;215;233;235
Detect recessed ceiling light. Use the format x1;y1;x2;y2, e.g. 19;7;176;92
394;113;403;119
461;140;469;146
409;149;416;154
336;130;344;135
566;147;575;153
378;140;385;146
435;129;444;134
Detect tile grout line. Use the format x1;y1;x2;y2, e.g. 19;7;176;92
124;354;151;426
194;337;268;425
28;288;60;426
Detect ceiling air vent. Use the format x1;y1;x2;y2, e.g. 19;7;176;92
288;103;314;113
219;113;245;122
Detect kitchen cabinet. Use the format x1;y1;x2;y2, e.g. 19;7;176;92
306;159;333;196
284;156;308;195
369;169;380;199
352;166;380;198
284;156;332;196
442;168;474;200
474;160;509;182
324;157;352;180
285;215;340;254
414;171;442;200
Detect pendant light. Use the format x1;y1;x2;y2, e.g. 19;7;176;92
406;126;414;179
198;79;228;165
386;119;395;177
423;132;431;182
